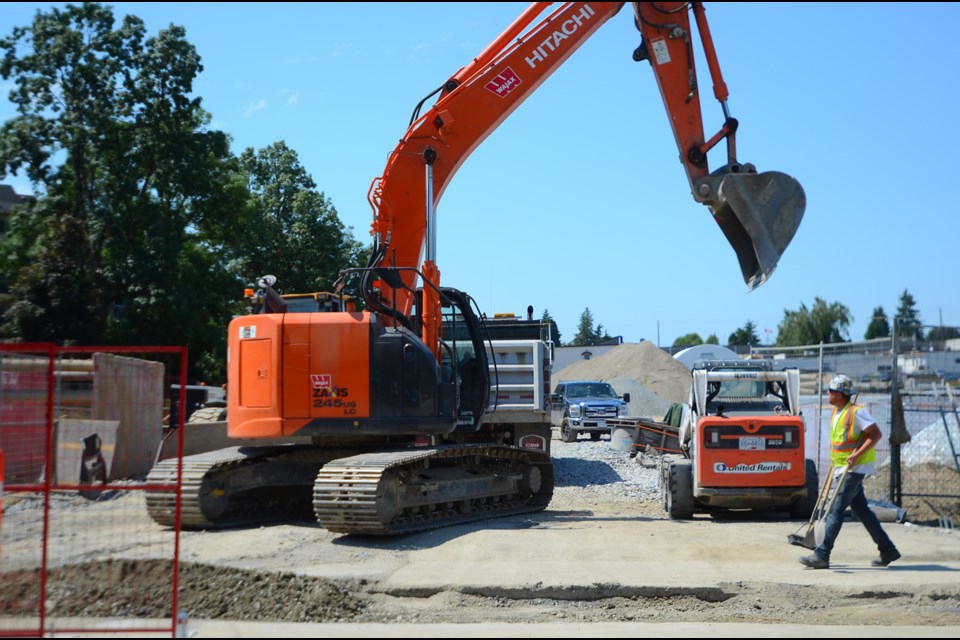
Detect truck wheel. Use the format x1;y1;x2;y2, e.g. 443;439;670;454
665;458;694;519
789;459;819;519
187;406;227;423
560;420;578;443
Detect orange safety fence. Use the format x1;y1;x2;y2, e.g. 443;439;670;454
0;345;187;638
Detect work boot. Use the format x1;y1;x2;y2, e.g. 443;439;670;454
871;549;901;567
799;553;829;569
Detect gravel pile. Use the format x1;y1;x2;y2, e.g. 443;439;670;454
549;435;663;510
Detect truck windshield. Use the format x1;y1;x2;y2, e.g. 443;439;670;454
567;383;617;398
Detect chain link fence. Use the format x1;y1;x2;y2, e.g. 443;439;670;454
753;328;960;526
0;345;187;637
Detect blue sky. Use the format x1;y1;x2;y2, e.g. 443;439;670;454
2;2;959;347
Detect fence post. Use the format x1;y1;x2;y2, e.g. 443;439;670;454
0;448;4;542
890;319;902;505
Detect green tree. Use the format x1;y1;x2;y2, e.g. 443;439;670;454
776;297;851;346
673;332;703;347
225;142;366;294
541;308;561;346
570;307;611;346
927;327;960;342
705;333;719;345
894;289;923;340
928;326;960;341
0;3;249;381
728;320;760;346
0;210;107;343
865;306;890;340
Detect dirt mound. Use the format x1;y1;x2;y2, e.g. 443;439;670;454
1;559;365;622
553;342;691;413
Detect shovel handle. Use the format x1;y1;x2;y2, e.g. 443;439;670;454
821;464;851;518
809;464;834;525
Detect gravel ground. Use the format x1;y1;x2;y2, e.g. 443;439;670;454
550;434;662;510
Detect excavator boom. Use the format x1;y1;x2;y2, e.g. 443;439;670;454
369;1;805;329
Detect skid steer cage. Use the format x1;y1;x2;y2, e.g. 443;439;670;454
706;170;806;291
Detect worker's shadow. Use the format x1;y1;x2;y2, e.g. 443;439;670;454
868;564;960;572
826;564;960;574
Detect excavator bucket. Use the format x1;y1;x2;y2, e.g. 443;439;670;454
707;171;806;291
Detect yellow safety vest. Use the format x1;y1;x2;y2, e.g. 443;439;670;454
830;402;876;467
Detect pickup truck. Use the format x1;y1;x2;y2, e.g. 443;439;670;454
549;380;630;443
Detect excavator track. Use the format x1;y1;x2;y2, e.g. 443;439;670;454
312;445;554;535
145;445;323;529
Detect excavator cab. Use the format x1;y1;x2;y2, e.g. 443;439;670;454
412;286;491;433
695;165;806;292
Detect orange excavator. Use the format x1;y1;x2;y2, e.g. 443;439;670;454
146;2;805;535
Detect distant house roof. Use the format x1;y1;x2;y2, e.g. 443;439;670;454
0;184;32;214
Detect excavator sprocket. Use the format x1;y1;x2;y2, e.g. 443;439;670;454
312;445;555;535
145;445;324;529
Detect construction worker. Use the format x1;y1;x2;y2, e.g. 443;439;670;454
799;374;901;569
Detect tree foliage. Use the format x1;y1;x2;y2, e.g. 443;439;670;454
928;326;960;341
0;209;106;343
776;297;851;346
570;308;611;346
673;333;703;347
728;320;760;346
541;308;561;346
221;142;366;294
865;306;890;340
0;4;369;382
894;289;923;340
0;3;241;362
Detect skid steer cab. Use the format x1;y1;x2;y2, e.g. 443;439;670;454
661;359;818;520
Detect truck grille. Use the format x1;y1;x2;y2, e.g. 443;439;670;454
584;406;618;418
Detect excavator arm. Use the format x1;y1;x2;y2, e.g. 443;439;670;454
365;2;805;359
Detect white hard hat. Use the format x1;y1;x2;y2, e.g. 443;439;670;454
828;374;855;396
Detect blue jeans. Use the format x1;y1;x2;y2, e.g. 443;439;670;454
814;471;898;560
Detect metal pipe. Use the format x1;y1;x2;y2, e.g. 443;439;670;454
425;151;436;263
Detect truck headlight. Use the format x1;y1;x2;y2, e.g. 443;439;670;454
568;403;581;418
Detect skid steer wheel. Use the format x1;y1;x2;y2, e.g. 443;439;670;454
663;457;694;519
560;420;578;443
789;459;819;519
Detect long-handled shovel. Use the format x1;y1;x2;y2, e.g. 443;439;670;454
813;464;850;547
787;464;834;548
